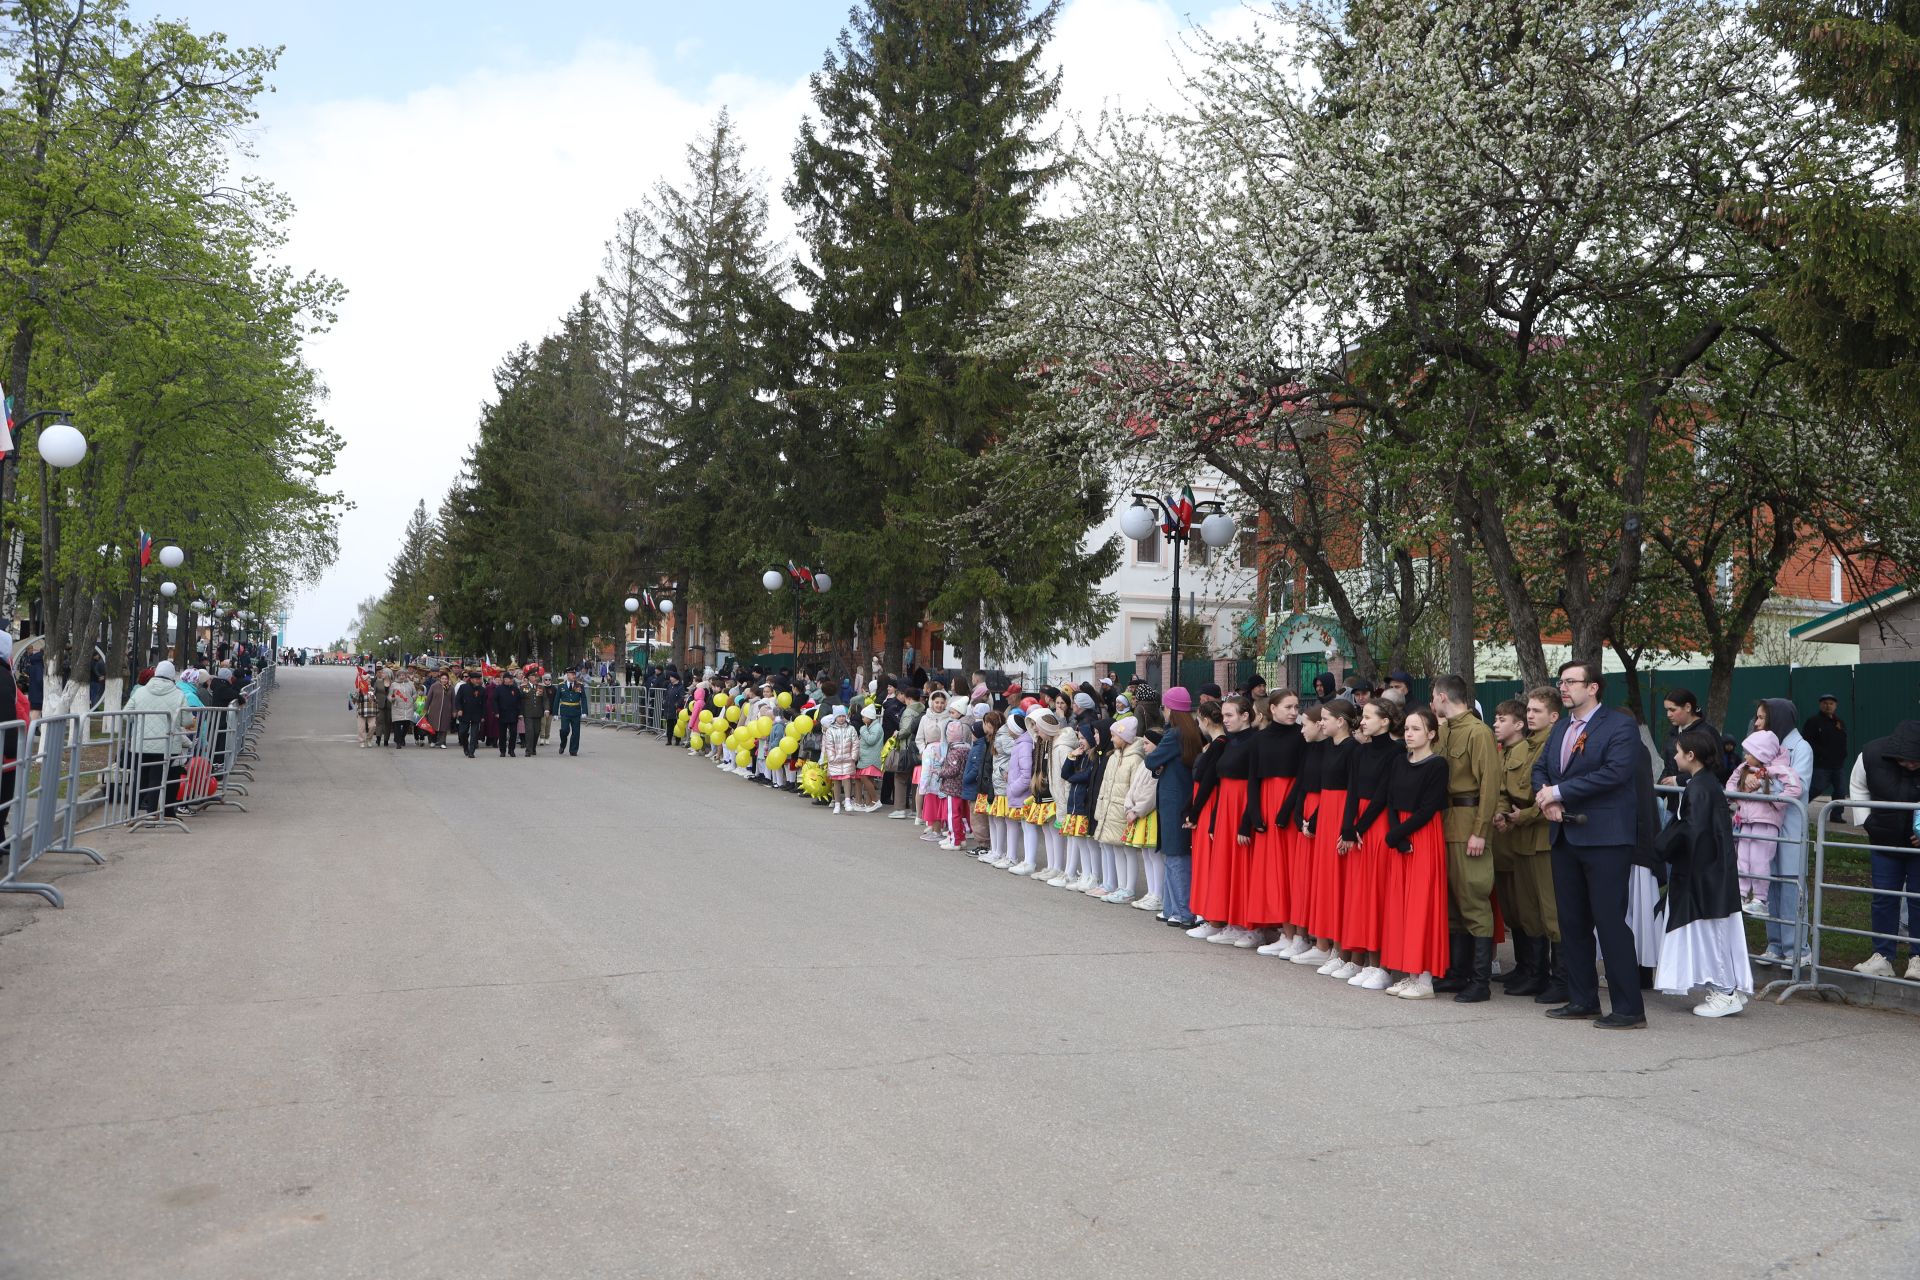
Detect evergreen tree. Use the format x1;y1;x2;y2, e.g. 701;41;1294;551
788;0;1113;674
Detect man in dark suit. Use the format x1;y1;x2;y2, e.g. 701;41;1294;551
1532;660;1648;1029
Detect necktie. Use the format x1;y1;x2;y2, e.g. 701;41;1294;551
1561;715;1585;772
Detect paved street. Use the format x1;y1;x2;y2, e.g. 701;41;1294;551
2;668;1917;1279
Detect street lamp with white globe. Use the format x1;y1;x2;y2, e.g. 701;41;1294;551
763;565;831;676
1119;490;1238;690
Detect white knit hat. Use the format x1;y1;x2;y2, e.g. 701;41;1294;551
152;660;177;680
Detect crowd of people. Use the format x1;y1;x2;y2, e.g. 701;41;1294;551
351;662;591;757
647;660;1840;1027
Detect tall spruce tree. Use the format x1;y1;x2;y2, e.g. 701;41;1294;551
787;0;1113;675
608;111;801;667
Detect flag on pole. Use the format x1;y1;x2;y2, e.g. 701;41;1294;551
0;379;13;459
788;560;815;589
138;531;154;567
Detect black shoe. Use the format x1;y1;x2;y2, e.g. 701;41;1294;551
1508;935;1551;998
1432;932;1472;993
1594;1012;1648;1030
1454;936;1494;1003
1544;1004;1601;1020
1499;927;1533;990
1533;942;1570;1004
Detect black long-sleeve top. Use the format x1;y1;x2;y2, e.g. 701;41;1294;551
1186;735;1226;821
1296;736;1358;833
1342;737;1401;840
1245;722;1303;834
1377;753;1448;852
1279;736;1327;830
1191;728;1254;829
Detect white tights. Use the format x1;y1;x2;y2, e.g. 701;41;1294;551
1043;826;1066;875
1144;846;1165;901
1021;821;1042;870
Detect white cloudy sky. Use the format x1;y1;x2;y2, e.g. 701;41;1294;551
131;0;1252;644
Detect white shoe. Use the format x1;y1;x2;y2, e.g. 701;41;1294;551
1234;928;1273;949
1084;883;1110;897
937;839;961;851
1907;957;1920;982
1396;972;1436;999
1855;953;1896;978
830;801;842;814
1330;961;1361;981
1316;954;1345;976
1383;972;1411;996
1358;967;1393;990
864;802;883;813
1131;894;1162;912
1187;922;1221;940
975;850;997;862
1693;990;1746;1018
1741;897;1768;918
1207;926;1247;945
919;830;943;842
888;810;910;819
1044;873;1070;887
1290;946;1331;966
1100;889;1131;904
1254;937;1292;956
1009;864;1034;876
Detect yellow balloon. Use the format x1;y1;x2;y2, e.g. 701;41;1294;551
734;748;752;767
725;705;742;723
756;716;773;737
794;715;814;735
698;710;713;725
777;691;793;709
768;748;788;769
690;733;705;751
782;733;800;752
714;693;731;709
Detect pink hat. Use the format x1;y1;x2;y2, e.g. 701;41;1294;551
1741;729;1781;764
1162;687;1193;713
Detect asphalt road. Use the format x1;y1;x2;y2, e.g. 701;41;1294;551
2;667;1916;1279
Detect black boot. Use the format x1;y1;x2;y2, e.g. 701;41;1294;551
1508;935;1551;997
1433;932;1473;993
1454;936;1494;1002
1500;927;1534;991
1533;941;1570;1004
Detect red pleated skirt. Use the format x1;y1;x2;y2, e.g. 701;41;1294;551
1340;822;1388;953
1243;776;1293;927
1189;789;1218;919
1192;779;1247;923
1287;793;1319;927
1380;814;1450;976
1306;788;1347;942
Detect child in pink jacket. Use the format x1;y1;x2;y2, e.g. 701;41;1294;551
1727;729;1802;907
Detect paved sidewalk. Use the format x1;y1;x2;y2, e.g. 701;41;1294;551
1;668;1916;1279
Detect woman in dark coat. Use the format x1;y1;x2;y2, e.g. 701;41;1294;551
1145;688;1205;927
1653;727;1754;1017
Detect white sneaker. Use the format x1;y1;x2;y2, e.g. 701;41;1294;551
1907;957;1920;982
1009;864;1034;876
830;801;842;814
1693;990;1746;1018
1855;953;1896;978
1330;961;1362;981
1755;946;1786;967
1741;897;1768;918
975;850;997;863
1290;946;1331;966
937;839;961;851
1233;928;1271;949
1100;889;1132;904
1207;926;1247;945
864;802;883;813
1396;972;1436;999
1085;883;1110;897
919;830;943;842
1315;954;1344;975
888;810;910;819
1187;922;1222;940
1044;873;1070;887
988;855;1012;868
1358;967;1393;990
1131;894;1162;912
1254;937;1291;956
1383;972;1411;996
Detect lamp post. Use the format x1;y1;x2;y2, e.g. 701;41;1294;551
1118;492;1238;690
0;408;78;626
763;566;830;677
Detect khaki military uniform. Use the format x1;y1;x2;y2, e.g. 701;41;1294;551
1438;710;1500;937
1493;725;1559;940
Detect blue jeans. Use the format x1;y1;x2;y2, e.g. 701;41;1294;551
559;715;581;755
1869;851;1920;961
1809;765;1847;800
1162;853;1193;924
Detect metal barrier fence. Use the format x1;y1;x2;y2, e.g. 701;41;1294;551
580;683;674;735
1778;798;1920;1004
0;668;277;908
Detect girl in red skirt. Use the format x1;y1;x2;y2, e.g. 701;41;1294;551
1266;698;1323;959
1188;695;1257;944
1339;699;1403;990
1182;700;1229;937
1306;700;1360;975
1244;690;1302;952
1378;706;1451;999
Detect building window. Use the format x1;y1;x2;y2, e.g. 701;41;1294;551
1188;537;1211;567
1134;535;1160;565
1830;554;1843;604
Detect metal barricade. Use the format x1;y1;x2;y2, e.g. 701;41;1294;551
60;707;189;850
1778;798;1919;1004
1654;783;1811;1002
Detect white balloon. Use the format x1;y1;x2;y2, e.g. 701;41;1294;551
37;422;87;468
159;581;178;597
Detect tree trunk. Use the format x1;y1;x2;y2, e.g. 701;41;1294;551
884;592;907;681
1447;476;1476;681
1706;641;1741;732
1474;489;1551;688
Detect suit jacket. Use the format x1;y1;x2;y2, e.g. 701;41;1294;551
1532;704;1643;848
